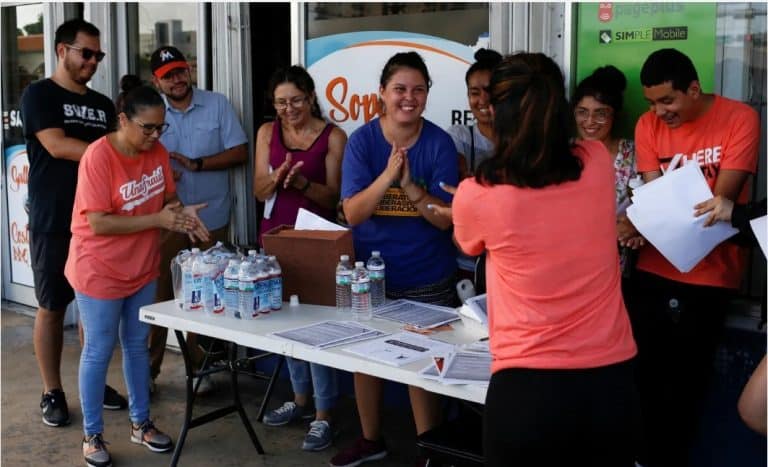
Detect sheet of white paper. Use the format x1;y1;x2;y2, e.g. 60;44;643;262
459;294;488;325
750;215;767;258
294;207;347;231
627;162;738;272
373;299;461;329
272;320;382;347
343;331;456;366
263;166;277;219
439;351;491;385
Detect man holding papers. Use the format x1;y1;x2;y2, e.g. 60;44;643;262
624;48;759;467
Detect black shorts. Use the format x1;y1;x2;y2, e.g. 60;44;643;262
30;231;74;311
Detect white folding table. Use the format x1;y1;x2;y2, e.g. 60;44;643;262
139;300;488;465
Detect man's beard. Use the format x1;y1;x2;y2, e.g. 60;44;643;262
167;85;192;102
64;56;95;85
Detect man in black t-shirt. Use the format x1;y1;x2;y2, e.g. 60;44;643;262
20;19;126;428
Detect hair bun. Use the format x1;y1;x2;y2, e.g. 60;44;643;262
592;65;626;93
474;48;503;66
119;74;143;93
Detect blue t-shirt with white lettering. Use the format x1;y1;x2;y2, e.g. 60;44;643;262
21;78;116;232
341;118;457;291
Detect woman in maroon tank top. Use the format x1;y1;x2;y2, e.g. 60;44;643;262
252;65;347;451
254;66;347;243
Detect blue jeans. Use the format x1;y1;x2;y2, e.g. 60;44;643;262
76;281;156;435
285;357;337;411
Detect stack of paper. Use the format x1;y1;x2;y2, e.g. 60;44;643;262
342;331;456;366
419;340;491;386
373;300;461;329
627;162;738;272
271;320;386;348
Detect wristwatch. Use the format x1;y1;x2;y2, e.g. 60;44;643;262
193;158;203;172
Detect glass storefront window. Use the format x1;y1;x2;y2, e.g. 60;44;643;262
1;3;45;288
132;3;199;85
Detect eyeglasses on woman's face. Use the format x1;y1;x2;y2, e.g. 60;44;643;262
574;107;613;124
132;119;170;136
273;96;308;111
65;44;106;62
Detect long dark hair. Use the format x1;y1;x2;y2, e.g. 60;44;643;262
477;53;582;188
268;65;322;119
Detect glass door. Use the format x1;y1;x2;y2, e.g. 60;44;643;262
1;3;45;306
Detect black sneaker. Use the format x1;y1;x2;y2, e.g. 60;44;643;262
103;385;128;410
40;389;71;427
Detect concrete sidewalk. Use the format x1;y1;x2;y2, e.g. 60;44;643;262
1;303;419;466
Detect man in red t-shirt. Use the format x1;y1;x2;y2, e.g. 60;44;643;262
622;48;759;467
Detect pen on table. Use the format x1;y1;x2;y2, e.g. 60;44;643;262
479;336;489;342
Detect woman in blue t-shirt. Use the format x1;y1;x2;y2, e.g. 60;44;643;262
331;52;458;466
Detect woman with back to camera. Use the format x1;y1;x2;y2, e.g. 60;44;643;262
329;51;458;467
572;65;640;272
450;53;638;466
66;79;208;467
253;65;347;452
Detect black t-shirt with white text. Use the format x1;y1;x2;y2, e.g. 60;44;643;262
20;78;116;233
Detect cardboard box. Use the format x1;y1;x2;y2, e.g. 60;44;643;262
262;225;355;306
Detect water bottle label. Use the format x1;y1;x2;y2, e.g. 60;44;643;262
351;282;370;294
369;271;385;280
336;274;351;285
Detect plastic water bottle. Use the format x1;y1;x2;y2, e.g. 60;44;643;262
335;255;353;312
254;259;271;315
172;249;193;309
223;259;241;318
267;255;283;311
351;261;372;320
238;256;258;320
183;248;203;311
366;251;386;308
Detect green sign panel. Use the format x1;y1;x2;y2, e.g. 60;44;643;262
574;3;717;138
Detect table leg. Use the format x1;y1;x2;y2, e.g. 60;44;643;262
229;342;265;453
256;354;285;422
170;330;195;467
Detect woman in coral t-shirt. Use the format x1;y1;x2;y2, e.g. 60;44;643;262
448;53;638;467
65;82;208;467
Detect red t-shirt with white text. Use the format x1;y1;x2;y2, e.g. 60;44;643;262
635;95;759;288
65;136;175;299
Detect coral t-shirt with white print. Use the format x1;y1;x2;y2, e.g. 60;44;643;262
65;135;176;299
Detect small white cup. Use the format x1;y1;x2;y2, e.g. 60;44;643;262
289;294;300;307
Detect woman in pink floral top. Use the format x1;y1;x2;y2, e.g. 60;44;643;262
573;65;637;272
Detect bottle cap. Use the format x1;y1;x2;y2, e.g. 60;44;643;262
372;250;381;257
355;261;364;267
341;254;349;261
289;294;300;307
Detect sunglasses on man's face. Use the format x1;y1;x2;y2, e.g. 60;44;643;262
65;44;106;63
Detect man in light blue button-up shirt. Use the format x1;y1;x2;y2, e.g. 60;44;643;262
147;46;248;385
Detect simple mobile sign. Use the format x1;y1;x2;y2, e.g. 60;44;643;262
5;144;34;287
307;31;475;136
576;2;717;139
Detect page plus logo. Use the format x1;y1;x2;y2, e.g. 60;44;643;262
598;3;613;23
599;30;612;44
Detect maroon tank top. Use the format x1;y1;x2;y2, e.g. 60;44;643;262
259;120;335;242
